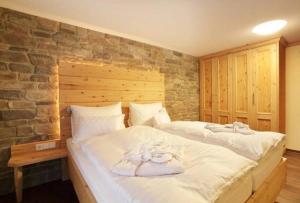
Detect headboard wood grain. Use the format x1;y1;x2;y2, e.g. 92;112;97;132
59;61;165;143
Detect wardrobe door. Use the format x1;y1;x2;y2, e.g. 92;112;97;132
200;59;213;122
214;55;232;124
231;51;252;125
251;44;278;131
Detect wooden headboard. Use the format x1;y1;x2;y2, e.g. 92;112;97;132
59;61;165;143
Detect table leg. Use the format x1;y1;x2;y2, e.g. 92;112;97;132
14;167;23;203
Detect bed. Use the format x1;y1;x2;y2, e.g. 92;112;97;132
66;127;255;203
155;121;286;192
58;61;286;203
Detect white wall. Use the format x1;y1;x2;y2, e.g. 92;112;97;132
286;44;300;151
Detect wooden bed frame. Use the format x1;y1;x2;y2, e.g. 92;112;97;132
59;61;287;203
68;154;286;203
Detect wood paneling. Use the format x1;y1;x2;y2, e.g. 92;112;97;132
232;51;251;125
199;38;285;132
251;44;277;131
214;55;232;124
59;61;165;143
200;59;213;122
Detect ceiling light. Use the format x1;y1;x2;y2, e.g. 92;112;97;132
252;20;287;35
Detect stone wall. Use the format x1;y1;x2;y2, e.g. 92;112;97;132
0;7;199;195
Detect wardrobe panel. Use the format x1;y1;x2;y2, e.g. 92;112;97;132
255;48;272;113
200;59;213;122
232;51;251;125
235;54;248;112
215;55;232;124
257;119;272;131
252;44;278;131
204;60;213;110
218;56;229;111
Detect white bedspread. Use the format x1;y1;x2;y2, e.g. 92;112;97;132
80;126;256;203
156;121;285;161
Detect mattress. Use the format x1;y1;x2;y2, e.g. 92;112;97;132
67;138;253;203
251;139;285;191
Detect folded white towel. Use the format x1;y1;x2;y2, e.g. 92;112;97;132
205;122;255;135
112;141;185;176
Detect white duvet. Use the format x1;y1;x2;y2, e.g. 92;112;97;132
80;126;256;203
156;121;285;161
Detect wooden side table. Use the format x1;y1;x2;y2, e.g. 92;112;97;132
8;139;68;203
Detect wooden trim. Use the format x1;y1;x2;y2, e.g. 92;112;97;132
68;154;97;203
69;152;286;203
200;37;286;59
246;158;287;203
10;139;64;156
285;148;300;154
287;41;300;47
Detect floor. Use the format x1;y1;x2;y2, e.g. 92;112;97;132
277;150;300;203
0;150;299;203
0;180;78;203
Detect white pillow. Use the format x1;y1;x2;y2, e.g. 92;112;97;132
70;102;122;117
153;108;171;127
129;102;163;126
70;103;122;137
72;114;125;143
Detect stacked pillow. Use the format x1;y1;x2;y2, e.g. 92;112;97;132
129;102;171;127
70;101;171;143
71;102;125;143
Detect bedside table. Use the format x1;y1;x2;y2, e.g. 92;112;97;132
8;139;68;203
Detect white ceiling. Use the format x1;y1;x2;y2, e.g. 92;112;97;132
1;0;300;56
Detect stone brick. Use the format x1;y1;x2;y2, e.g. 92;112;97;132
1;110;36;121
37;105;57;117
28;53;56;66
8;101;36;109
0;50;28;63
0;80;35;90
15;135;40;144
0;62;7;71
0;32;35;47
32;30;51;38
9;47;29;52
5;119;27;127
25;90;56;102
33;123;58;136
18;73;32;81
17;125;33;136
60;23;76;34
4;10;36;28
0;127;16;138
0;101;8;109
0;90;23;100
9;63;34;73
0;72;17;80
36;17;59;32
30;74;49;82
35;65;57;75
28;118;49;125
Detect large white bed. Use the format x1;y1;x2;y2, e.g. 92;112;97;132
155;121;286;191
66;126;255;203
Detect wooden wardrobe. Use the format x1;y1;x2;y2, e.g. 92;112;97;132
199;38;286;132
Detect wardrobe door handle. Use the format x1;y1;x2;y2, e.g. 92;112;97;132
252;93;255;106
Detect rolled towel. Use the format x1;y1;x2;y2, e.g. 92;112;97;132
205;123;255;135
112;141;185;176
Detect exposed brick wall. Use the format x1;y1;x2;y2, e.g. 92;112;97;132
0;7;199;195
